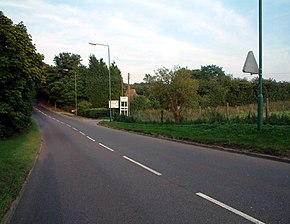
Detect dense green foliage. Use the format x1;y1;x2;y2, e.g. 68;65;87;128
0;12;43;137
40;53;123;111
77;108;109;119
38;53;86;110
101;122;290;157
86;55;122;108
137;66;199;123
131;65;290;121
0;120;41;220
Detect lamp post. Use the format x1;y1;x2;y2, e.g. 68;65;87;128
63;68;77;116
89;42;112;122
74;70;77;116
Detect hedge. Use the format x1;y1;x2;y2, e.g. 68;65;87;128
77;108;109;119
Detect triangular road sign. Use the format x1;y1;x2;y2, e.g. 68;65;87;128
243;51;259;74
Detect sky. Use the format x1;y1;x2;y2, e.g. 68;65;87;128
1;0;290;83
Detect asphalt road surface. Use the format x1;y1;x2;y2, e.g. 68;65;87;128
9;106;290;224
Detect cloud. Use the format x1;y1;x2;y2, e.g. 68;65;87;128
1;0;289;82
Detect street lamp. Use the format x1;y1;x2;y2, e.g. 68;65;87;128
89;42;112;122
63;68;77;116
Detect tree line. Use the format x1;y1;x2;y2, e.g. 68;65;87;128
1;11;289;137
131;65;290;123
38;53;123;111
0;12;43;137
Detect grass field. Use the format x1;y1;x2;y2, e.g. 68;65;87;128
0;120;41;221
101;122;290;158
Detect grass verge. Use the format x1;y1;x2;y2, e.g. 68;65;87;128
0;120;41;221
100;122;290;158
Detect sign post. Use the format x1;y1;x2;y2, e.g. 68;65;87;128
257;0;263;131
242;0;263;131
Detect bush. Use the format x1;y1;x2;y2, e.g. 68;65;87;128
78;108;109;119
78;101;92;110
113;114;136;123
266;113;290;125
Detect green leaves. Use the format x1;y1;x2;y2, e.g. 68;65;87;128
0;12;43;137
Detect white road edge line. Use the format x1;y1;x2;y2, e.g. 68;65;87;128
196;192;265;224
79;131;86;136
99;143;114;152
72;127;78;131
123;156;162;176
86;136;96;142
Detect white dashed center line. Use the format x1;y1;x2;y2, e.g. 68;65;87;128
79;131;86;136
196;192;265;224
86;136;96;142
99;143;115;152
123;156;162;176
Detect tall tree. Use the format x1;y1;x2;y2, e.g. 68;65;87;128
43;53;83;109
86;55;122;108
86;55;108;108
110;62;123;101
193;65;225;80
150;66;199;123
0;11;43;137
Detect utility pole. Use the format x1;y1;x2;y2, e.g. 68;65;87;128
128;73;130;116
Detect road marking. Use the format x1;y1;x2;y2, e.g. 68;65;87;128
86;136;96;142
123;156;162;176
72;127;78;131
99;143;114;152
196;192;265;224
66;124;71;127
79;131;86;136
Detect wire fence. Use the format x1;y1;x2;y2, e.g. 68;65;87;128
131;100;290;123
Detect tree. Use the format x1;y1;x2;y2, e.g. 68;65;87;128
42;53;84;110
110;62;123;101
86;55;122;108
0;11;43;137
150;67;199;123
193;65;225;80
86;55;109;108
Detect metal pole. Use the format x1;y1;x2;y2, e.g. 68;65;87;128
108;46;112;122
258;0;263;131
89;42;112;122
75;70;77;116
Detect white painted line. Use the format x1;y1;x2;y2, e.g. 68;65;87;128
66;124;71;127
79;131;86;136
123;156;162;176
196;192;265;224
86;136;96;142
99;143;114;152
72;127;78;131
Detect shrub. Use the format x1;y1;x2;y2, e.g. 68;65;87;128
78;101;92;110
113;114;136;123
78;108;109;119
266;113;290;125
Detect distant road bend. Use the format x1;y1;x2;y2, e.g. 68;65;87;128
9;105;290;224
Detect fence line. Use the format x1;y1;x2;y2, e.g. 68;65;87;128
131;100;290;123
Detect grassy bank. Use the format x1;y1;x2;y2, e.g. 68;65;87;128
0;120;41;221
101;122;290;158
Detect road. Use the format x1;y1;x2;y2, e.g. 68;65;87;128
9;106;290;224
